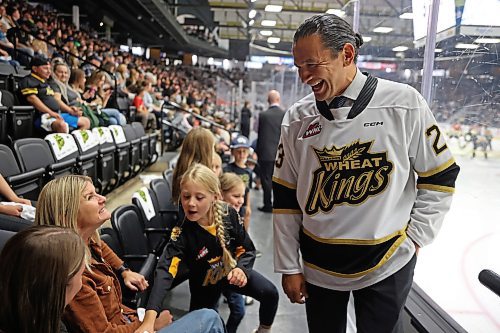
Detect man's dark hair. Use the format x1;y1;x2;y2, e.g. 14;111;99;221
293;14;364;63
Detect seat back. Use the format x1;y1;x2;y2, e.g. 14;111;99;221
0;144;43;200
150;178;179;230
0;229;15;252
132;186;169;252
109;125;131;182
92;127;116;193
162;169;173;189
1;90;34;141
99;227;123;258
72;130;99;186
0;106;7;144
111;205;150;273
131;122;150;166
14;138;55;172
123;124;141;173
44;133;80;162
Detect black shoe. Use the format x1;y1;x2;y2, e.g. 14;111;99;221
258;206;273;213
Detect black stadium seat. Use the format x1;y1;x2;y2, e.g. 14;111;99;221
71;130;100;191
92;127;118;193
0;106;7;144
130;122;150;168
123;124;142;174
14;138;76;182
132;122;158;165
111;204;155;273
0;229;15;252
0;144;44;201
109;125;131;184
150;178;178;229
1;89;34;141
132;186;173;253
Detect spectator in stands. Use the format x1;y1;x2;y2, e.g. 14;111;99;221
4;5;35;63
19;56;90;133
0;173;34;230
0;225;86;333
138;164;278;333
133;85;157;130
171;127;215;203
82;54;101;77
35;175;224;333
83;70;126;125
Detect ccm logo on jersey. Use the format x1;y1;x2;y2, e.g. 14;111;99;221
303;122;322;138
364;121;384;127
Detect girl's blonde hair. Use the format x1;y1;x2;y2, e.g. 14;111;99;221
219;172;245;194
181;163;236;273
172;127;215;202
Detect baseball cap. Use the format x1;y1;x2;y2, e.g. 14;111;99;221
30;56;50;68
231;135;250;149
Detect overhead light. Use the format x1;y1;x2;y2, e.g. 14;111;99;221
261;20;276;27
267;37;280;44
265;5;282;13
326;9;345;17
250;0;257;2
455;43;479;49
363;36;372;42
260;30;273;36
434;48;443;52
474;38;500;44
373;27;393;33
249;9;257;19
399;12;413;19
249;19;255;26
99;22;104;27
392;46;409;52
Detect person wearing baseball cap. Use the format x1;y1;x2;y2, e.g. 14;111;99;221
18;55;90;133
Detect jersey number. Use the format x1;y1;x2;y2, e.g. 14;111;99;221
275;143;284;168
426;125;447;155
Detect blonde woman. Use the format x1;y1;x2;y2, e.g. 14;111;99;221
171;127;215;203
35;175;223;333
136;164;279;333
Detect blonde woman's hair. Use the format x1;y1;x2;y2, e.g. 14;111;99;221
35;175;100;262
219;172;245;194
172;127;216;202
181;163;236;273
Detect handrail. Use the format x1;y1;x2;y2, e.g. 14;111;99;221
9;26;118;103
165;100;225;130
479;269;500;298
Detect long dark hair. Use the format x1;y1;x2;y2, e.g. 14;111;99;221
0;226;86;333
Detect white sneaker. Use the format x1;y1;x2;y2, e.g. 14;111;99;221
245;296;254;305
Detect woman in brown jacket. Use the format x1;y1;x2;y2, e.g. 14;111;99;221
34;175;171;333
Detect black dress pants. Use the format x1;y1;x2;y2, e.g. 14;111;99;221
260;160;274;209
305;255;417;333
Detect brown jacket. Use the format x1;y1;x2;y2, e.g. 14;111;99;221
63;240;141;333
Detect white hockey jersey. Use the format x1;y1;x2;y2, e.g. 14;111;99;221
272;70;459;290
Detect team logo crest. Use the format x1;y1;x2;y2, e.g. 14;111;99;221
170;226;182;241
305;140;393;215
302;122;322;138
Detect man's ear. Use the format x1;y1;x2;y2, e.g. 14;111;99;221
342;43;356;66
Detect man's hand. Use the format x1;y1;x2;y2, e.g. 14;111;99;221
282;273;308;304
122;270;149;291
49;111;63;120
227;267;247;287
154;310;173;330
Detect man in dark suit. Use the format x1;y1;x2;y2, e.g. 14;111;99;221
256;90;285;213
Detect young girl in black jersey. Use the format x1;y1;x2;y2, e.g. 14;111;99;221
137;164;279;333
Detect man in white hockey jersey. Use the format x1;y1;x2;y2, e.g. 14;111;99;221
272;13;460;333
